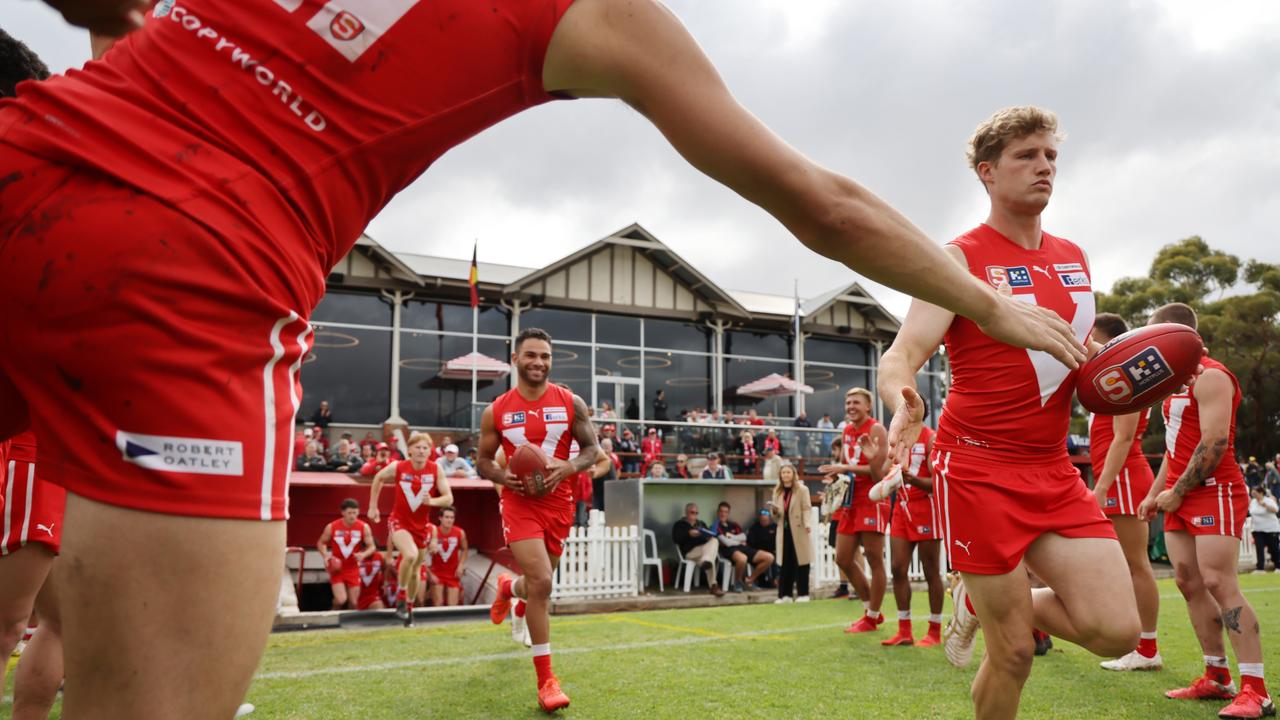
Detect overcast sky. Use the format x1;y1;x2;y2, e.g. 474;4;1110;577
9;0;1279;316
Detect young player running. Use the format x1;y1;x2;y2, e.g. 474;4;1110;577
369;434;453;626
431;507;469;607
1088;313;1163;672
477;328;603;712
316;498;377;610
818;388;889;634
1138;303;1271;719
878;106;1138;720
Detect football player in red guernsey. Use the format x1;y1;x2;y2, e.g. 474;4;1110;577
316;498;377;610
6;2;1085;714
877;107;1138;720
1088;313;1163;673
356;551;387;611
431;506;469;608
818;388;889;634
876;409;946;648
368;433;453;626
477;328;603;713
1137;303;1271;719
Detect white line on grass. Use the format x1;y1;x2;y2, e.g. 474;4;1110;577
254;623;845;681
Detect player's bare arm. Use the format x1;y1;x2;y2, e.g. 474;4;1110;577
878;254;960;465
458;529;469;564
476;406;521;492
543;395;602;491
367;463;398;524
357;524;377;562
316;523;334;562
542;0;1083;368
1137;455;1169;521
428;475;454;509
1154;370;1233;513
905;432;936;492
1093;411;1140;507
44;0;148;36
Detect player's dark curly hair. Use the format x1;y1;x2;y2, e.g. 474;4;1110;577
514;327;552;352
0;27;50;98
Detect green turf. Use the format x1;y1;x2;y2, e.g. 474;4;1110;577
6;574;1279;718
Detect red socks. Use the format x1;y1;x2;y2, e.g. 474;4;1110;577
514;599;527;618
1136;635;1158;658
533;649;553;685
498;575;514;600
927;621;942;637
898;619;912;634
1205;664;1232;686
1241;675;1269;698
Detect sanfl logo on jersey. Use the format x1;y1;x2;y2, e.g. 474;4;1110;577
502;411;526;426
1192;515;1216;528
985;265;1033;288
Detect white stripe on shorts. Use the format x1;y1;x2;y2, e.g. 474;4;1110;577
261;312;299;521
280;323;313;518
1;461;14;555
19;461;33;547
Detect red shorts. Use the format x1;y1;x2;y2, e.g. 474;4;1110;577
500;493;573;557
1163;481;1248;538
1102;460;1156;517
388;515;431;548
889;494;941;543
328;562;359;588
2;458;66;555
933;448;1116;575
837;499;890;536
0;144;321;521
356;588;384;610
435;571;461;589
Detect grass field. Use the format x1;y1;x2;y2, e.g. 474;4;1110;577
7;574;1279;718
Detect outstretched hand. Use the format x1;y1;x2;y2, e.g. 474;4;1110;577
45;0;149;36
975;283;1086;369
886;386;925;467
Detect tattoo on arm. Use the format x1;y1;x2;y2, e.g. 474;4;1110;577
568;396;601;474
1221;606;1243;634
1172;438;1228;496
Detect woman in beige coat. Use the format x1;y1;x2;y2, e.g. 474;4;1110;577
771;463;813;602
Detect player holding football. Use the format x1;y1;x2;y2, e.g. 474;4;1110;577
1087;313;1163;672
877;106;1139;720
871;408;946;648
477;328;603;712
431;506;469;608
369;433;453;626
818;388;889;634
316;498;377;610
1137;303;1271;719
5;2;1084;713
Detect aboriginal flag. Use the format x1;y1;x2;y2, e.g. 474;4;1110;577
469;242;479;308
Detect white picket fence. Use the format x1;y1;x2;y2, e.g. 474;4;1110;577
551;510;641;600
809;507;933;587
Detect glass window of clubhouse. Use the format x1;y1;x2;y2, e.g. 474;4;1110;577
302;225;948;431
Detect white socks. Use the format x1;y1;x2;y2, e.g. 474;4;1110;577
1239;663;1265;679
531;643;551;658
897;610;910;620
928;614;943;624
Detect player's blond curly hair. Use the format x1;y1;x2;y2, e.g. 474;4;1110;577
845;387;873;405
407;431;433;448
966;106;1063;175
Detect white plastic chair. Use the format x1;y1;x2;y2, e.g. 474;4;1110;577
674;545;702;592
641;529;665;592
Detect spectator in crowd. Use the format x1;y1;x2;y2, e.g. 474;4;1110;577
599;401;617;419
359;444;374;462
737;430;758;475
647;462;669;479
625;397;640;421
1245;456;1263;489
747;408;766;427
672;503;724;596
817;413;836;451
574;470;593;526
297;441;329;471
747;508;779;587
328;438;363;472
794;412;811;428
1267;459;1280;499
761;445;783;481
293;428;309;462
701;452;732;480
711;502;774;591
359;431;378;451
436;444;475;479
641;427;663;461
616;429;640;473
771;463;813;602
357;443;394;479
311;399;334;430
673;454;692;479
763;428;782;456
1249;485;1280;573
652;389;669;423
592;438;620;512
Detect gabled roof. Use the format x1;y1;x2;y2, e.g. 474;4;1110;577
503;223;751;317
353;234;426;286
801;281;901;331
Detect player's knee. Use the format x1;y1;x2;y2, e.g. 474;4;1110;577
890;559;910;580
1089;614;1141;657
1172;563;1202;596
524;574;553;599
401;547;419;565
1200;571;1237;605
0;616;27;649
986;638;1036;678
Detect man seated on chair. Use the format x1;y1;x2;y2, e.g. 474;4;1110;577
712;502;775;592
748;508;781;588
672;503;724;597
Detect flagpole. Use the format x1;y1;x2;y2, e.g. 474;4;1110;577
793;278;802;419
470;240;479;432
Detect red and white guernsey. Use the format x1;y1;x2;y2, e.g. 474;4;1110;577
327;518;370;570
1162;357;1244;491
434;525;465;579
0;0;575;305
492;384;577;505
898;426;935;506
841;417;879;506
1088;409;1150;479
389;459;439;532
937;225;1095;463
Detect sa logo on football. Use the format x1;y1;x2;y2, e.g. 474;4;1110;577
1093;366;1133;404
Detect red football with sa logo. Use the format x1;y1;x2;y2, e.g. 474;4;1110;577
508;443;552;497
1077;323;1203;415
